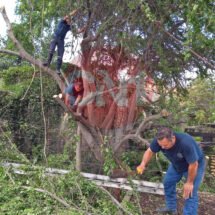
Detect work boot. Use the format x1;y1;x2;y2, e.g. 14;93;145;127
43;53;53;67
56;69;62;76
156;207;177;214
43;62;49;67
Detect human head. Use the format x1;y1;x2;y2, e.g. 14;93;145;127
74;80;83;92
155;127;176;149
64;15;71;24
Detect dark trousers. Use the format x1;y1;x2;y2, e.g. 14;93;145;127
47;37;64;70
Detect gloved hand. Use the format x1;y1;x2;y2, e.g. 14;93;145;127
136;165;145;175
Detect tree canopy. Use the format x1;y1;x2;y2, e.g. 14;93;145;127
11;0;214;81
0;0;214;162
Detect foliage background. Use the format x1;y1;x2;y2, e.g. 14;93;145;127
0;0;215;214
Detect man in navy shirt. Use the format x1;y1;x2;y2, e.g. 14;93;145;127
43;15;72;75
137;127;205;215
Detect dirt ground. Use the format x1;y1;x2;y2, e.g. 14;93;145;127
140;191;215;215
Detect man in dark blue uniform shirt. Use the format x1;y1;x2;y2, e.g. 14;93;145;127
137;127;205;215
43;15;72;75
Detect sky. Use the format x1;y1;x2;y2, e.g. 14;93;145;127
0;0;17;37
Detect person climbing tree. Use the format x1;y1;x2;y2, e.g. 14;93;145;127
43;10;78;75
64;79;84;112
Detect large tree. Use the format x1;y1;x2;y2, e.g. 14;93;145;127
0;0;214;168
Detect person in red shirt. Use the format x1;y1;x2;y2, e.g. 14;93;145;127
64;79;84;111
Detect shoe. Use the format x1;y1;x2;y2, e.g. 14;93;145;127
43;62;49;67
56;69;62;75
156;207;177;214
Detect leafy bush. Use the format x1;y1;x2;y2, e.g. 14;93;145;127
0;165;121;215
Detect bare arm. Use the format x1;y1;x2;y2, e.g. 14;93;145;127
76;25;87;34
74;95;82;106
187;161;198;183
64;94;70;106
183;161;198;199
69;9;78;17
137;148;154;174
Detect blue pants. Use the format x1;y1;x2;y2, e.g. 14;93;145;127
68;95;76;106
49;37;64;70
163;159;205;215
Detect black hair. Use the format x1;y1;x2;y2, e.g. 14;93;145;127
155;127;174;141
74;78;83;84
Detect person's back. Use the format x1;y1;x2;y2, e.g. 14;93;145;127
54;18;71;40
150;132;204;172
64;81;84;110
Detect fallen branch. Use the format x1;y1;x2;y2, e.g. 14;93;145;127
22;186;71;208
98;186;133;215
2;162;164;195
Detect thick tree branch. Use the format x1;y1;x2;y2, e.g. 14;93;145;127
0;6;105;162
135;109;170;135
0;6;65;92
53;94;99;132
53;94;104;161
113;110;170;153
113;134;150;153
0;49;20;57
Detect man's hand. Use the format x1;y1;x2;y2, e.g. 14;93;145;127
136;165;145;175
136;148;154;175
77;25;87;34
70;9;78;17
183;161;198;199
72;104;78;112
183;182;194;199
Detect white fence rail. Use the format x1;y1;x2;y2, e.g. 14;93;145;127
1;162;164;195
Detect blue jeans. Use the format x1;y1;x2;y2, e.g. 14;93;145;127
163;159;205;215
49;37;64;70
68;95;76;106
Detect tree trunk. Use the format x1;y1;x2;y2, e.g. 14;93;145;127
76;125;82;171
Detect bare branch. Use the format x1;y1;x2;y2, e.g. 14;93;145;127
135;109;170;135
82;33;100;44
98;186;133;215
53;95;71;112
53;94;104;161
0;125;30;163
113;134;150;153
113;110;170;153
0;49;20;57
21;186;71;208
0;6;65;92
